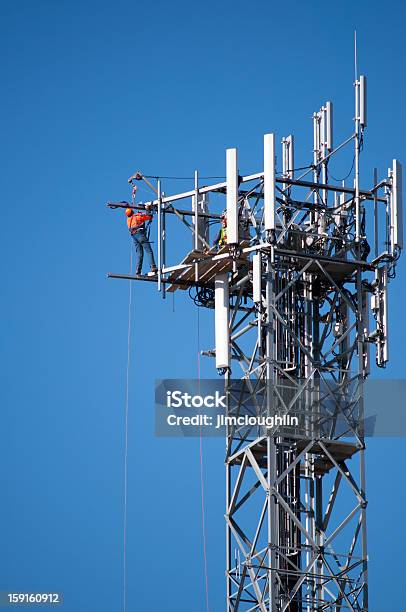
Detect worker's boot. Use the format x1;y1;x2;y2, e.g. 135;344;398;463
150;265;158;274
135;268;142;276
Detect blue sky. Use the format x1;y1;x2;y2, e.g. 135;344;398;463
1;0;405;610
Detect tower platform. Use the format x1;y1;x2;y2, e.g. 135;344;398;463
229;436;359;476
167;243;250;292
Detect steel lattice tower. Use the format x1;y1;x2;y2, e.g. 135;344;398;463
109;75;403;611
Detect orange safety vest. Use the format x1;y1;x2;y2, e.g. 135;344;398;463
127;212;153;234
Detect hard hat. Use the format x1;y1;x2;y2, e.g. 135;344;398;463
125;208;133;217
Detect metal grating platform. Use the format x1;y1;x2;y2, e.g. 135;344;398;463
274;248;374;282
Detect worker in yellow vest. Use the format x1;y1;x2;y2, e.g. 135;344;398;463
213;211;227;250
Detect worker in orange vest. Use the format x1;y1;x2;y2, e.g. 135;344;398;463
126;206;157;275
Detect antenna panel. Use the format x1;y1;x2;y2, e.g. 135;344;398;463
360;75;367;128
226;148;239;244
264;133;276;231
215;274;230;370
391;159;403;250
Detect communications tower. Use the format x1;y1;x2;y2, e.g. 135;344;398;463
109;75;403;610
